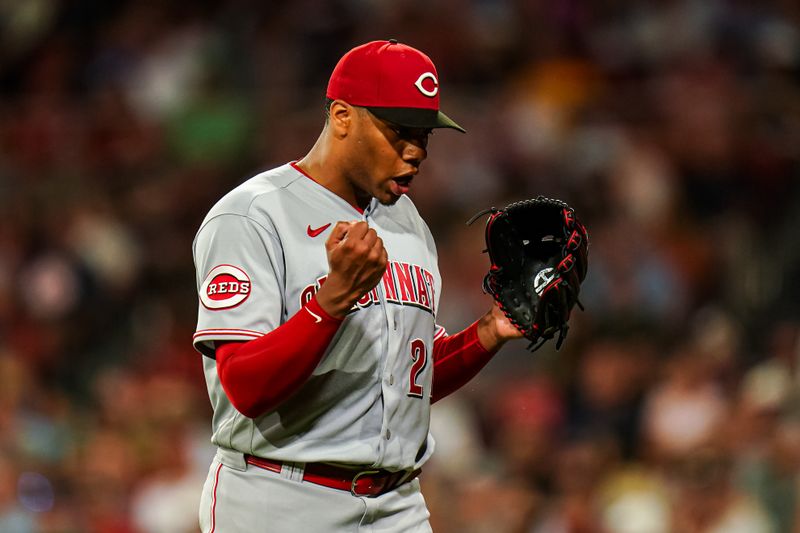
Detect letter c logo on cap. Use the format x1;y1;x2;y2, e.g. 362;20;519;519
414;72;438;97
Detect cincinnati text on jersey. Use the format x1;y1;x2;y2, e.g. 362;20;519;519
300;261;436;315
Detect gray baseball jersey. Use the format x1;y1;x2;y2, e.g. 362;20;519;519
192;162;445;473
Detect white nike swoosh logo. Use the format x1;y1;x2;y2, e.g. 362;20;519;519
305;307;322;323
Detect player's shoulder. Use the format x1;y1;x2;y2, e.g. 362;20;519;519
393;194;422;217
388;194;427;227
204;163;300;218
382;195;436;243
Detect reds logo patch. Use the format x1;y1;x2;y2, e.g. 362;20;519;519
200;265;251;310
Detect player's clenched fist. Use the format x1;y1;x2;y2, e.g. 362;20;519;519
316;221;388;318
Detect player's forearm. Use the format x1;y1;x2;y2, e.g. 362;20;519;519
315;280;361;318
431;320;498;403
215;296;343;418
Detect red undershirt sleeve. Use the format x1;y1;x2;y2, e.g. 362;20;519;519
215;296;344;418
431;320;498;404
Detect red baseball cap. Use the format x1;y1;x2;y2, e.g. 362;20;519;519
326;40;465;133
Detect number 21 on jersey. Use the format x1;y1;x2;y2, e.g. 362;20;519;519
408;338;428;398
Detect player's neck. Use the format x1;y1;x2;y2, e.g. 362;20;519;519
296;144;366;211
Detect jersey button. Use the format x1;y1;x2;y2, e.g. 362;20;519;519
387;375;394;386
385;429;391;440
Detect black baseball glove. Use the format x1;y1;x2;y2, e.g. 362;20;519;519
468;196;589;351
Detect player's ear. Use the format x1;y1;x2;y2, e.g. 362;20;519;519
328;100;354;139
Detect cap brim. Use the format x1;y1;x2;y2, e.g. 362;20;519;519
367;106;466;133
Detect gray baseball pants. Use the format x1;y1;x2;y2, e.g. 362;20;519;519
199;448;433;532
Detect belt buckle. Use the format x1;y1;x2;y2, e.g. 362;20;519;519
350;469;381;497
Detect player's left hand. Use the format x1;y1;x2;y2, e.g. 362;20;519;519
476;301;525;352
489;301;525;340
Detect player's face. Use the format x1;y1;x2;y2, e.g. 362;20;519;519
348;108;431;206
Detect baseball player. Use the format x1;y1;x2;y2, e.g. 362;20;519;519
193;40;523;532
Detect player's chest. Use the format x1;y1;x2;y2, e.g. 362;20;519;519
282;216;438;314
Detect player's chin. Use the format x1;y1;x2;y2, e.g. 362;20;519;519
378;179;412;205
376;185;404;205
377;193;402;206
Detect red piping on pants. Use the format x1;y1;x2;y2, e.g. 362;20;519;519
210;463;223;533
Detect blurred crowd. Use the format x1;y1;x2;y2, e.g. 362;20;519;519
1;0;800;532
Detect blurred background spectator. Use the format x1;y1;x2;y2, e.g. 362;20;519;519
1;0;799;531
